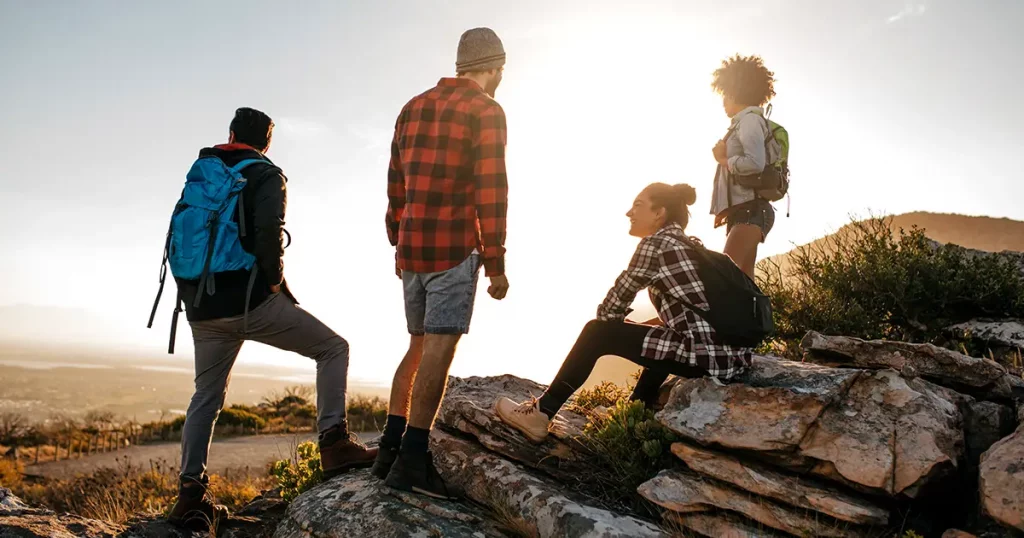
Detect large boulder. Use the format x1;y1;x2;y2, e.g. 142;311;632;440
436;375;592;481
637;470;874;537
801;331;1008;390
655;356;861;454
657;358;965;498
431;430;666;538
979;426;1024;533
799;369;964;498
668;442;889;526
273;469;505;538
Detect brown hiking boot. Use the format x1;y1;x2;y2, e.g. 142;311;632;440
320;427;378;479
167;476;228;533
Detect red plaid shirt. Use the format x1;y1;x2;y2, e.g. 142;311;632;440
386;78;509;277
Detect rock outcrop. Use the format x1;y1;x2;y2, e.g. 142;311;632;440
431;430;666;538
656;357;965;498
802;331;1008;390
273;469;505;538
799;369;963;498
667;442;888;526
948;319;1024;352
638;469;871;537
5;330;1023;538
436;374;590;483
979;425;1024;532
654;356;860;454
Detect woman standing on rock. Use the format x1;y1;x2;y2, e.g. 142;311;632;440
710;54;781;279
495;183;753;443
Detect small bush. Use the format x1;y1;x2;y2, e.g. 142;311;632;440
568;381;632;414
346;395;388;433
577;399;677;514
758;215;1024;356
219;407;267;431
269;441;323;502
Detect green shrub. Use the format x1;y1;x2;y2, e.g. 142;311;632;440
346;395;388;433
577;399;677;514
218;408;266;431
567;381;632;414
269;441;323;502
758;215;1024;356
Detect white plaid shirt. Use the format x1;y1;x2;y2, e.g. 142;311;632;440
596;223;751;380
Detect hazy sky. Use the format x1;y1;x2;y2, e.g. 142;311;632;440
2;0;1022;386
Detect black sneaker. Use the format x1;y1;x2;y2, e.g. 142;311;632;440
167;476;229;533
371;442;399;480
384;450;464;500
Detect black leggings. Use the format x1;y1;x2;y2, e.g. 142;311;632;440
537;319;708;417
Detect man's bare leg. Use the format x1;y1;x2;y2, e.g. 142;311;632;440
372;335;424;479
407;334;461;429
383;333;464;499
389;335;424;418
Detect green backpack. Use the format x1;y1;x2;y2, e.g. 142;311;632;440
731;104;790;204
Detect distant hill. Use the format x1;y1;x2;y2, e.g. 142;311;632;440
761;212;1024;278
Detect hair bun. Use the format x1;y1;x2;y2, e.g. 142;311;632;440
673;184;697;206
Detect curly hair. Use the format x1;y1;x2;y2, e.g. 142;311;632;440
711;54;776;106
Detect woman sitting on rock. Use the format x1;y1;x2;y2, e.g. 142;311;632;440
495;182;753;443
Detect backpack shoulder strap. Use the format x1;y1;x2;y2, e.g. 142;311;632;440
230;158;269;174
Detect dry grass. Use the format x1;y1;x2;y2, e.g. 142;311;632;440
0;458;24;489
11;456;272;524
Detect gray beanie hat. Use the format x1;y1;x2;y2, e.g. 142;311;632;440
456;27;506;73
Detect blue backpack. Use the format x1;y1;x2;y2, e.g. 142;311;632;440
147;155;269;353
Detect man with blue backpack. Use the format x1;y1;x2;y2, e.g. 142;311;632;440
149;108;377;532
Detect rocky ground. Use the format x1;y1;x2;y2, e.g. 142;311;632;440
3;323;1024;537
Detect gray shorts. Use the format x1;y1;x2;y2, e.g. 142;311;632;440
725;199;776;242
403;253;481;335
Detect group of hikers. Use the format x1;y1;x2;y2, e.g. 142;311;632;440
148;27;789;531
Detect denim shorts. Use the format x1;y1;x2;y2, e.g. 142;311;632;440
403;253;481;335
725;199;776;242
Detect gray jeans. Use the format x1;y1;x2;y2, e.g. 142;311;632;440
180;292;349;479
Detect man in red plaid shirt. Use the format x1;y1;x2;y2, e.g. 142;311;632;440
374;27;510;499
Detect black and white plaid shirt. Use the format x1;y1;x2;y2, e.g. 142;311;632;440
596;223;751;380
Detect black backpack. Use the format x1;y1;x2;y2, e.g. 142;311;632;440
674;236;774;348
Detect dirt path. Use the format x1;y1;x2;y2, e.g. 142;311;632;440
24;432;376;479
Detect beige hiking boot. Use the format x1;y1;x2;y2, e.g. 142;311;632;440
495;397;551;443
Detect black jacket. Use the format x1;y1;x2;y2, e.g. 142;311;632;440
174;144;296;321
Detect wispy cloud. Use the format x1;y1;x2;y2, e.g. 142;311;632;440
886;2;927;23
